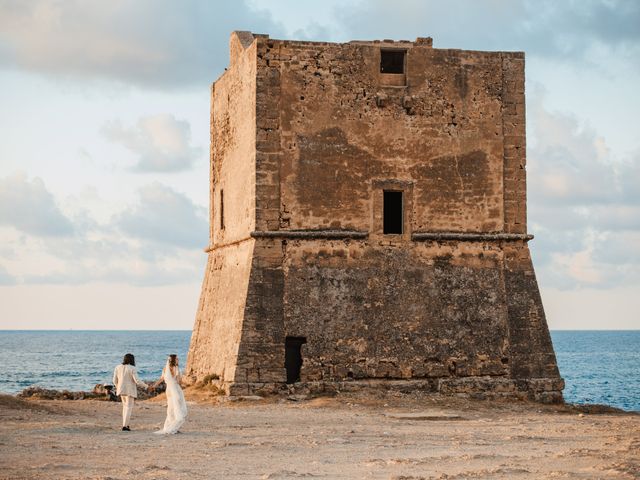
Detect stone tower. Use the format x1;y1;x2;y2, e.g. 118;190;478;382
186;31;564;402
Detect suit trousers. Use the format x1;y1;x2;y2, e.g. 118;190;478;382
121;395;134;427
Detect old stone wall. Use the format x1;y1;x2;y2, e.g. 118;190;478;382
501;56;527;234
282;240;510;382
187;241;254;383
186;32;257;382
211;32;257;245
230;237;562;402
255;38;516;234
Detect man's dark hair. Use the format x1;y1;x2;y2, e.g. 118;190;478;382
122;353;135;366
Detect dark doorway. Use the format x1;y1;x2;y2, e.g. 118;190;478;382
383;190;403;234
285;336;306;384
380;50;406;74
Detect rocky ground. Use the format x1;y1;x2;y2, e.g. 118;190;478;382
0;389;638;479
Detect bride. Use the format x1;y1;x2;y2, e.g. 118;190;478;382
154;354;187;435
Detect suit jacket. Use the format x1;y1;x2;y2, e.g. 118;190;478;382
113;364;147;398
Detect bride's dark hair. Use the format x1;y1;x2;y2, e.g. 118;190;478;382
169;354;179;367
122;353;135;366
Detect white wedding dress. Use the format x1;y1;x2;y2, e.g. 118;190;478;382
154;361;187;435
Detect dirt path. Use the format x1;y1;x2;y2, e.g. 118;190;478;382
0;392;638;479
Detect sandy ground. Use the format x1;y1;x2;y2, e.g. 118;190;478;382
0;390;638;480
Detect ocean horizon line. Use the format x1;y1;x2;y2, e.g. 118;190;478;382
0;329;193;332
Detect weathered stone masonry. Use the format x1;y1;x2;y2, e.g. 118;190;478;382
186;31;564;402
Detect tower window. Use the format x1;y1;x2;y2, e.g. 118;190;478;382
220;189;225;230
383;190;403;234
380;50;406;74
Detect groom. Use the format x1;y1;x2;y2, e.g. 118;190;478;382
112;353;149;431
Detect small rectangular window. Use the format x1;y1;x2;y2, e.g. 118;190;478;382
380;50;406;74
383;190;403;234
220;189;225;230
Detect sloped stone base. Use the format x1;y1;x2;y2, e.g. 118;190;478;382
219;376;564;404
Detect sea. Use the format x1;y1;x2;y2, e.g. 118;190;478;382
0;330;638;412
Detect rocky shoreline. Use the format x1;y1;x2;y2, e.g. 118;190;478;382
11;382;635;415
17;380;166;401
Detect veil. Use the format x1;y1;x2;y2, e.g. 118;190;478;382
155;358;188;435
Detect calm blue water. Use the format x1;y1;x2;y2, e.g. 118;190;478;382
0;330;638;411
551;330;639;412
0;330;191;393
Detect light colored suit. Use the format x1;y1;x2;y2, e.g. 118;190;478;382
113;364;147;398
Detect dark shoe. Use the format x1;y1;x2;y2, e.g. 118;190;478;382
122;426;130;431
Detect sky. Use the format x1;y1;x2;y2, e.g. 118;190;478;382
0;0;638;330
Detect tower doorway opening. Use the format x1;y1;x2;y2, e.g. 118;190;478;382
285;336;307;384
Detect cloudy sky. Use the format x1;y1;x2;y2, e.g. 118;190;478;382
0;0;638;330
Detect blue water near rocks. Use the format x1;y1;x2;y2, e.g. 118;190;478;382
0;330;191;393
551;330;639;412
0;330;638;411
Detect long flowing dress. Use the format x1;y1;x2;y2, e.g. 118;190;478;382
154;362;187;435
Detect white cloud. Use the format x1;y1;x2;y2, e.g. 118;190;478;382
528;99;617;206
550;236;603;285
0;263;16;285
528;93;639;213
102;114;202;172
528;95;640;290
0;178;208;286
1;1;638;91
0;172;74;236
8;0;636;92
619;157;640;203
332;0;640;62
593;231;640;266
0;0;283;88
590;205;640;232
114;182;207;249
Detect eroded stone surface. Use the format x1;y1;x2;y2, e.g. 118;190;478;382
186;31;563;401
